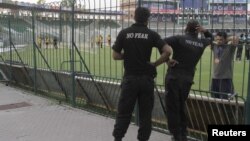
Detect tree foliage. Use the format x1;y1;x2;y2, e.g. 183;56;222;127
37;0;46;4
61;0;75;7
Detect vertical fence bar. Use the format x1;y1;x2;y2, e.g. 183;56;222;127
246;0;250;120
32;10;37;93
8;14;12;82
71;0;76;107
138;0;141;7
246;49;250;124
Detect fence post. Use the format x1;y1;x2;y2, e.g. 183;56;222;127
31;10;37;94
71;0;76;107
245;0;250;125
246;60;250;124
59;5;63;42
138;0;142;7
8;15;12;82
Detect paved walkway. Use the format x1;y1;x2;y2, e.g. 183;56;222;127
0;83;171;141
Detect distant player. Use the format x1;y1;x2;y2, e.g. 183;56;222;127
37;36;42;48
107;34;111;47
53;37;58;49
99;34;103;48
45;36;49;49
91;35;95;48
235;34;244;61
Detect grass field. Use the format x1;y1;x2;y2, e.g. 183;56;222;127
0;44;249;99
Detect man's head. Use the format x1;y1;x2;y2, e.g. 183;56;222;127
185;20;200;34
215;32;227;45
134;7;150;24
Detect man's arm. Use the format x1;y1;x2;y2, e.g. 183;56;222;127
152;44;172;67
196;25;213;39
227;36;239;45
112;30;124;60
112;51;124;60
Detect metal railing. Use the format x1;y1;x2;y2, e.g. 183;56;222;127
0;0;250;140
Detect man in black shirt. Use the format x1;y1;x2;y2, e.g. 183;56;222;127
236;34;244;61
164;20;212;141
112;7;172;141
245;34;250;60
53;37;58;49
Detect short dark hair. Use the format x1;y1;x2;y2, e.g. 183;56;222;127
134;7;150;23
216;31;227;39
185;20;199;33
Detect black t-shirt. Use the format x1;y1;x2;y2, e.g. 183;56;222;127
53;38;57;45
112;23;165;76
164;32;212;81
239;37;245;45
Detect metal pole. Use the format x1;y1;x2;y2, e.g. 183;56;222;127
245;0;250;125
59;5;62;42
8;14;12;82
71;0;76;107
246;60;250;124
138;0;142;7
32;10;37;93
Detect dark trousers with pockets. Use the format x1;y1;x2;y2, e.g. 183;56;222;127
165;77;192;141
211;79;234;99
211;79;235;124
113;75;154;141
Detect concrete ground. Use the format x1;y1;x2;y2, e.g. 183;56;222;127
0;83;172;141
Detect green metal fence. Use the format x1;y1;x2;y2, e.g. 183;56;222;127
1;0;250;140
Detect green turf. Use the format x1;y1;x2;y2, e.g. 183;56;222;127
0;45;249;99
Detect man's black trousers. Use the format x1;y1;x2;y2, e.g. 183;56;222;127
165;77;192;140
113;75;154;141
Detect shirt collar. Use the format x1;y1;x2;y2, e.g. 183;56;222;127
186;32;198;38
132;23;147;27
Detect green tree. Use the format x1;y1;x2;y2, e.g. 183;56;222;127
61;0;69;7
37;0;46;4
61;0;76;21
61;0;75;7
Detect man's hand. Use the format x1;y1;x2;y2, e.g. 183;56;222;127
112;51;124;60
196;25;207;33
215;58;220;64
147;62;157;78
167;59;179;67
227;36;239;45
